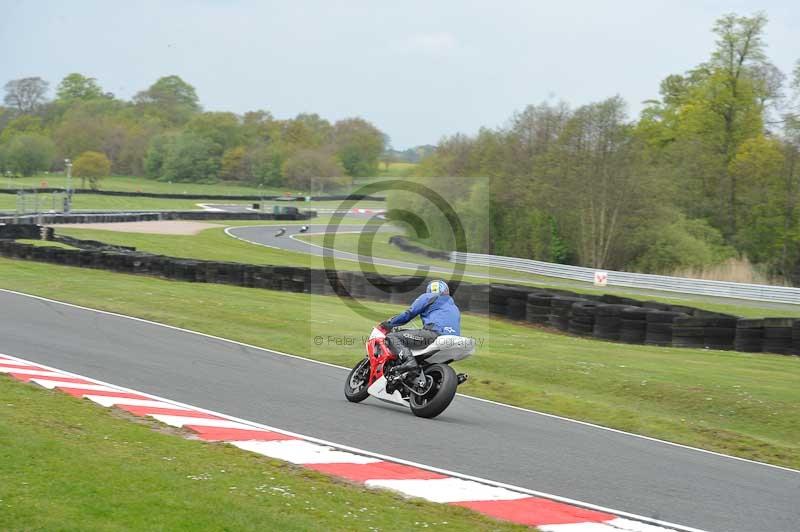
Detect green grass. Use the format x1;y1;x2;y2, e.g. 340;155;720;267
1;257;798;470
3;174;289;196
377;162;417;177
0;374;523;531
0;192;385;213
17;239;76;249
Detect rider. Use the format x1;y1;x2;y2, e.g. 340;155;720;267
381;280;460;372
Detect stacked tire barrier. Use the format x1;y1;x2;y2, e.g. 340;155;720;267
0;223;42;239
549;296;583;331
388;236;453;261
569;301;599;336
763;318;795;355
593;304;632;341
526;292;555;324
672;316;738;350
3;226;800;357
735;319;764;352
619;307;653;344
646;311;687;346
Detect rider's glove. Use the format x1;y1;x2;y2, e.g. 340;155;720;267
379;321;391;332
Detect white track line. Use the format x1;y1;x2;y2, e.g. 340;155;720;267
233;440;381;465
365;478;530;503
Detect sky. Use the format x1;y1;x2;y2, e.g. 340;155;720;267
1;0;798;149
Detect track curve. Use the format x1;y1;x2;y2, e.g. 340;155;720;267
1;289;798;532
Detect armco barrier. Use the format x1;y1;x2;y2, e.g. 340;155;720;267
3;229;800;357
452;251;800;304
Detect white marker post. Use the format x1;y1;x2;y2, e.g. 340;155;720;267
594;271;608;287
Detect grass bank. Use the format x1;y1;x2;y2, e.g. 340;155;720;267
1;257;798;469
0;374;521;531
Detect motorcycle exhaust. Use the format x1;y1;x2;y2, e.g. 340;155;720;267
457;373;468;385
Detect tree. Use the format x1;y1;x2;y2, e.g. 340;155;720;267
0;115;43;143
282;149;344;191
333;117;385;177
3;77;49;113
639;12;771;240
73;150;111;190
220;146;247;180
248;142;288;186
143;133;175;178
56;73;105;102
133;75;201;126
161;132;219;182
5;134;55;176
185;112;241;153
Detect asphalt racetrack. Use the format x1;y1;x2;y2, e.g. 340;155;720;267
2;290;798;531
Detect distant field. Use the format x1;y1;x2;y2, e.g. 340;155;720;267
2;174;294;196
4;170;416;195
0;193;227;212
0;193;385;213
376;162;417;177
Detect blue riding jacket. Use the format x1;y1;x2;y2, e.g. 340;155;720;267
385;293;461;335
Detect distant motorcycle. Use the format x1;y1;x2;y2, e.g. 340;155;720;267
299;225;309;233
344;325;473;418
275;227;286;237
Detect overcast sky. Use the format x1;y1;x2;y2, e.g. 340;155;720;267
1;0;798;148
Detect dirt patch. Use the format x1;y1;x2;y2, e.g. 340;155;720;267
48;221;222;235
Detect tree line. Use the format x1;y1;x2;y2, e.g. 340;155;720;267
398;13;800;282
0;74;386;191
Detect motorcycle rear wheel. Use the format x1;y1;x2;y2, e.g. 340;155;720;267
409;364;457;419
344;358;370;403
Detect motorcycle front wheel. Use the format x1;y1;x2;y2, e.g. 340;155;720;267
344;358;371;403
409;364;457;419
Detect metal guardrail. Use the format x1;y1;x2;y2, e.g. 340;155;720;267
451;251;800;305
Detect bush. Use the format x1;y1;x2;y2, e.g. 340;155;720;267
73;150;111;190
282;149;346;191
143;133;175;179
161;132;220;182
634;217;735;273
5;134;55;176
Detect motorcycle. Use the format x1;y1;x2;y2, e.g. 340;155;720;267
344;325;474;418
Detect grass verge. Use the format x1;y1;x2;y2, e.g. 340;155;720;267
3;174;288;195
0;374;522;531
1;257;798;470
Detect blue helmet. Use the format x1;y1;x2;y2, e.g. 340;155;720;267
427;280;449;295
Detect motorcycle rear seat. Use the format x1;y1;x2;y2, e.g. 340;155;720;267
411;335;476;356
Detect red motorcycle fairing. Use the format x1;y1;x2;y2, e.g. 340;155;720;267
366;326;397;385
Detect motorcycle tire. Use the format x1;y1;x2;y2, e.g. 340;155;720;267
409;364;458;419
344;359;370;403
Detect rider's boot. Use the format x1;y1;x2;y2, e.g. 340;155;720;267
393;347;419;373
